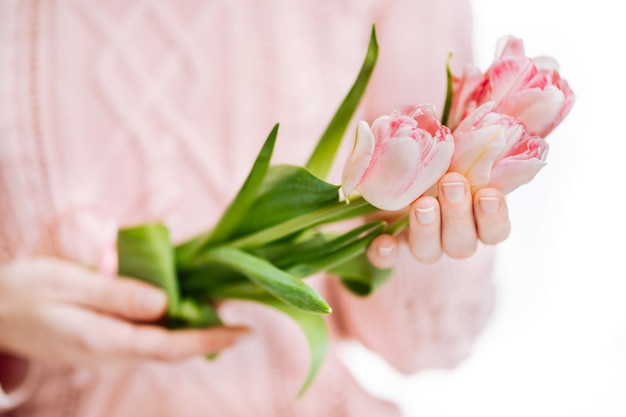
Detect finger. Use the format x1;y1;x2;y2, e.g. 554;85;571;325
474;188;511;244
438;172;478;259
119;324;251;362
64;309;250;362
366;234;398;269
58;267;168;321
408;195;442;263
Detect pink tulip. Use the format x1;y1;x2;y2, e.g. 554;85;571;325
341;104;454;211
448;36;574;138
450;102;548;194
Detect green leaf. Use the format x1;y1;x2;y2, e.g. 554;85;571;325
180;230;326;294
196;246;331;315
230;164;340;237
386;215;409;236
179;264;247;294
249;230;327;264
176;124;279;264
207;284;329;398
223;197;376;251
330;254;392;296
305;25;379;180
277;221;386;268
270;301;329;397
117;223;180;315
286;222;385;280
440;52;454;126
169;297;223;329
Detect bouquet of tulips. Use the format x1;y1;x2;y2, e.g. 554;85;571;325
116;26;574;396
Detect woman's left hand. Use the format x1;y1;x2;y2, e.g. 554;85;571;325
367;172;511;268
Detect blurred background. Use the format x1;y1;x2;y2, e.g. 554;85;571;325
340;1;626;415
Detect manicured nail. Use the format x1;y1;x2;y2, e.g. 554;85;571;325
442;182;465;202
377;245;394;257
138;290;167;314
479;197;500;214
416;206;436;224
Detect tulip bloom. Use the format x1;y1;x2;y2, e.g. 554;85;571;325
448;36;574;138
341;104;454;211
450;102;548;194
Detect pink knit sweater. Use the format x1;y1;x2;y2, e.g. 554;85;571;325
0;0;496;415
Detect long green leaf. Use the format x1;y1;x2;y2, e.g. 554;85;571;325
270;301;329;397
197;246;331;315
220;197;375;251
176;124;279;264
277;221;386;267
305;25;379;180
179;264;247;294
286;223;384;280
207;284;329;398
230;164;340;237
117;223;180;315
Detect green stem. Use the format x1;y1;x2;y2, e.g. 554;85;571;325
225;198;374;250
440;52;454;126
287;226;383;279
387;215;409;236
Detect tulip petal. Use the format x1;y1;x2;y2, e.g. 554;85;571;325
358;134;453;211
448;63;484;130
487;57;537;104
452;125;505;187
356;136;419;209
341;120;375;199
498;87;565;137
451;103;507;186
495;36;525;59
493;121;528;161
389;139;454;210
533;56;560;72
487;138;548;194
488;158;547;194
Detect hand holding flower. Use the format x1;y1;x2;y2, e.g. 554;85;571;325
366;172;510;268
366;34;574;269
0;258;249;370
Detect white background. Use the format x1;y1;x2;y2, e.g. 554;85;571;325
341;1;626;416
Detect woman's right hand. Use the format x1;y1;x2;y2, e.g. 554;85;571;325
0;258;249;368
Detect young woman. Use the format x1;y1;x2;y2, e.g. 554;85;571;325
0;1;510;415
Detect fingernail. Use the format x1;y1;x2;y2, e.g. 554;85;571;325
442;182;465;202
138;290;167;314
416;206;436;224
377;245;394;257
479;197;500;214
